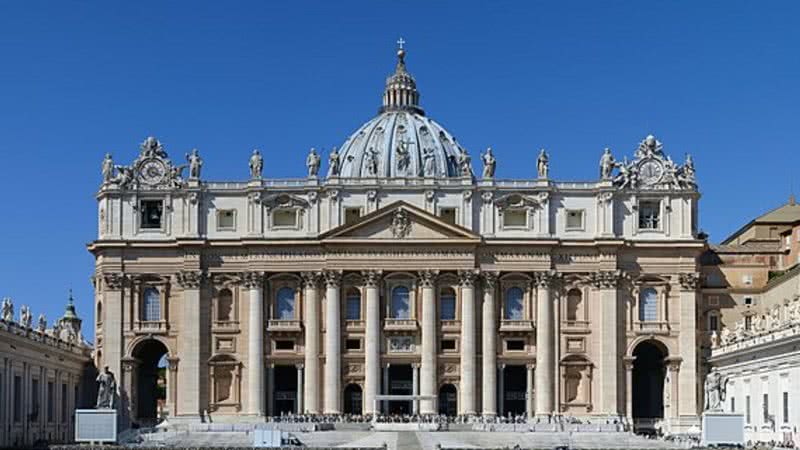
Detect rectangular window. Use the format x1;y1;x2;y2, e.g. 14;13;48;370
345;339;361;351
345;296;361;320
275;340;294;351
506;339;525;351
140;200;163;229
638;200;660;230
217;209;235;230
344;208;361;225
273;209;297;227
746;395;751;424
744;296;754;306
440;296;456;321
31;378;40;421
439;208;457;225
709;314;719;331
61;383;68;423
745;315;752;330
566;210;584;230
13;375;21;422
784;392;789;423
708;295;720;306
47;381;54;423
503;209;526;228
764;393;769;422
440;339;456;351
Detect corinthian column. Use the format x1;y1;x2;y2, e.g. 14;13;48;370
419;269;438;414
362;270;382;415
591;269;623;416
534;270;556;416
243;271;265;416
323;270;343;414
176;270;204;417
301;271;321;414
677;273;700;418
481;272;498;416
459;269;478;416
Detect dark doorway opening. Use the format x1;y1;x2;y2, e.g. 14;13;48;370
438;384;457;416
502;365;526;416
388;364;412;415
274;365;298;415
632;341;666;421
132;339;168;425
344;384;363;415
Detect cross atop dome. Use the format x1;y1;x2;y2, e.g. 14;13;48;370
382;39;423;115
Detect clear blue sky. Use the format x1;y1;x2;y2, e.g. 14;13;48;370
0;1;798;341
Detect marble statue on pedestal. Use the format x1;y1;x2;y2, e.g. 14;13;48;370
249;150;263;179
482;147;496;178
20;305;32;328
327;147;340;177
102;154;115;184
37;314;46;333
457;147;473;177
96;366;117;409
704;369;728;411
537;149;549;179
599;148;614;180
1;298;12;322
306;148;321;177
187;149;203;180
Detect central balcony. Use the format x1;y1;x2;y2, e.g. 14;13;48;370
383;318;418;332
267;319;303;333
499;320;534;332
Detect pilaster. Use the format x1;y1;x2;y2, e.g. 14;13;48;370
591;269;624;416
418;269;438;414
323;270;342;414
301;271;321;413
175;269;204;417
677;273;700;420
362;270;382;415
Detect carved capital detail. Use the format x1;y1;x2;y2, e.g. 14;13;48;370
678;272;701;291
590;270;625;289
323;270;343;288
481;271;498;290
534;270;560;288
458;269;479;287
300;271;321;289
241;272;265;289
417;270;439;288
361;270;383;288
176;270;204;289
102;272;126;290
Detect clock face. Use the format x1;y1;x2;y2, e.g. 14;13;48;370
138;159;166;185
639;159;663;185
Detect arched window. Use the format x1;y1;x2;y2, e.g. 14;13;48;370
96;302;103;325
504;287;524;320
391;286;410;319
639;288;658;322
566;288;582;322
217;289;233;322
708;311;719;331
276;287;296;320
142;287;161;321
440;288;456;321
345;288;361;320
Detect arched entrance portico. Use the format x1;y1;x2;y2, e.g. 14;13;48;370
631;340;666;432
438;384;457;416
344;384;363;415
131;339;169;425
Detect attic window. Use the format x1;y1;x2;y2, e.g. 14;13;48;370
503;209;526;228
439;208;457;225
345;208;361;225
566;210;584;230
217;210;235;230
273;209;297;228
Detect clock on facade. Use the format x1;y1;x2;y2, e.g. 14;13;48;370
138;159;167;185
638;159;663;185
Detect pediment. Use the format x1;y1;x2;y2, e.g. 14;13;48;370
321;201;480;242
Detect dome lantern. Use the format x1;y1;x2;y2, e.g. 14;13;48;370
380;38;423;115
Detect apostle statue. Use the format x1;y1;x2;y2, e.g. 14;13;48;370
101;154;115;184
20;305;32;329
457;147;473;178
599;148;615;180
306;148;321;177
537;149;549;179
704;369;728;411
327;147;340;177
422;148;435;177
481;147;496;178
719;325;731;346
395;139;411;174
249;149;263;179
95;366;117;409
186;149;203;180
365;148;379;176
1;298;13;322
37;314;46;334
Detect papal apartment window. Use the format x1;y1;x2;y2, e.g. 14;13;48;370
708;312;719;332
273;209;297;227
275;340;294;351
638;200;660;230
639;288;658;322
391;286;411;319
566;210;584;230
140;200;163;229
440;288;456;321
504;209;527;228
345;289;361;320
142;287;161;321
439;208;457;225
217;209;235;230
506;339;525;351
276;287;296;320
504;287;524;320
744;296;754;307
441;339;456;351
344;207;361;225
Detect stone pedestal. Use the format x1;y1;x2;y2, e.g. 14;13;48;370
702;412;745;446
75;409;117;443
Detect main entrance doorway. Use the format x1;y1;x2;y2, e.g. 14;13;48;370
438;384;457;416
501;365;526;416
344;384;363;415
132;339;168;425
632;341;666;425
273;365;298;415
387;365;412;414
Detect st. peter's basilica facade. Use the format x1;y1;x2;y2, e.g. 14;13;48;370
89;44;703;432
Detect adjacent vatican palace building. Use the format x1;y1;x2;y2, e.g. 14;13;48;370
89;46;704;432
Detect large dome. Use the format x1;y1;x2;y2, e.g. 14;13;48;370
337;45;468;179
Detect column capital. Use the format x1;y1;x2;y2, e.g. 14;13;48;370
665;356;682;373
323;270;343;288
167;357;180;371
102;272;126;290
526;363;536;370
534;270;560;288
498;363;506;370
361;270;383;287
295;363;305;370
677;272;701;291
458;269;479;287
411;363;421;369
590;269;626;289
240;271;265;289
301;271;321;289
481;271;498;289
622;356;636;370
175;270;204;289
383;362;391;369
417;269;439;288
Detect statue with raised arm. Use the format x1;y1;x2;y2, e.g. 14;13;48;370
249;149;263;179
101;154;115;184
482;147;496;178
537;149;549;179
1;298;12;322
599;148;615;180
327;147;340;177
395;139;411;174
306;148;321;177
95;366;117;409
140;136;167;158
186;149;203;180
